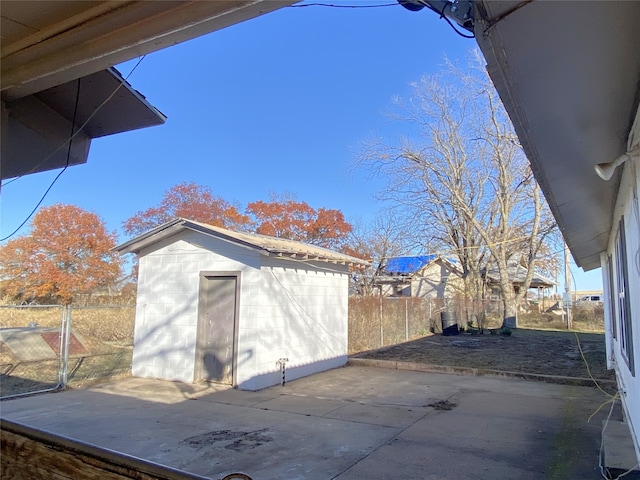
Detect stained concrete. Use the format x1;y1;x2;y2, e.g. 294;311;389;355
603;420;640;478
0;365;612;479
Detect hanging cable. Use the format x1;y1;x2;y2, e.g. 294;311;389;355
290;0;475;38
1;78;82;242
290;2;398;8
2;55;146;188
1;56;146;241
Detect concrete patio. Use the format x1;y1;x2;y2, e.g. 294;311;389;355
0;365;612;479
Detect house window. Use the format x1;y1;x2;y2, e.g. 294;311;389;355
614;217;634;375
607;255;617;339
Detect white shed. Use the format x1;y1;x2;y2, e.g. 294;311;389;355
115;218;368;391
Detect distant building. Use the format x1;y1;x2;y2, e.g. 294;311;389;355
374;255;463;299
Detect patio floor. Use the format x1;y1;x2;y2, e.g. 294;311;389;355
0;365;613;479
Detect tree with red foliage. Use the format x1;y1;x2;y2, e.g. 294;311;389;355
0;204;122;304
246;194;352;250
122;182;250;237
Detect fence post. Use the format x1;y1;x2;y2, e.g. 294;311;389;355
405;298;409;341
379;297;384;347
61;305;72;387
56;306;65;387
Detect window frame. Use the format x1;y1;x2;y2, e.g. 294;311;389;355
614;217;634;376
607;254;617;339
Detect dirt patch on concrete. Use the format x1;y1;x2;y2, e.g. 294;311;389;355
181;429;272;452
354;328;615;385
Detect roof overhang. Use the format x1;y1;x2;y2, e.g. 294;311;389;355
474;1;640;270
1;0;293;180
1;67;166;179
1;0;294;101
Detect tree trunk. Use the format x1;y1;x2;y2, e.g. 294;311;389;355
501;296;518;329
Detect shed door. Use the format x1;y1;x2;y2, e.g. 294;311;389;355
195;276;237;384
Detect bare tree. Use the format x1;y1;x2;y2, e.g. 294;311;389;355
344;211;412;296
359;54;556;327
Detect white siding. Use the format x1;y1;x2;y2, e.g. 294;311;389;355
133;231;261;383
132;230;349;391
237;257;349;390
411;263;443;298
411;262;462;299
605;153;640;458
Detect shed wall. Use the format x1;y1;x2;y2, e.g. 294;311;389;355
132;230;349;390
241;256;349;390
133;232;261;383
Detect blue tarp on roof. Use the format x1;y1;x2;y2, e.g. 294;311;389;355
384;255;437;274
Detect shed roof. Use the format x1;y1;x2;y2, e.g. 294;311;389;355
115;218;369;267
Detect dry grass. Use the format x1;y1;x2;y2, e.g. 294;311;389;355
0;305;135;397
350;299;611;384
0;305;135;343
348;297;604;354
356;328;614;384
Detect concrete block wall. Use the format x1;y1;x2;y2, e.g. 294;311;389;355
237;258;349;390
133;232;260;383
132;230;350;391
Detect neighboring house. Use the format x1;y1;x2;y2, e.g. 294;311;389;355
377;255;554;301
482;262;556;297
115;218;368;391
476;0;640;463
376;255;463;298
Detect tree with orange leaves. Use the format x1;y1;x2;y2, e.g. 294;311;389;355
0;204;122;304
122;182;250;237
247;194;352;250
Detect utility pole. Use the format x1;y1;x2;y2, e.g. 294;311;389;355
564;244;572;329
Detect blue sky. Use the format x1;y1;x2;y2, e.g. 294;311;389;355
0;1;603;291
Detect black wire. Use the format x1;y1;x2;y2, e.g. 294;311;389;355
1;55;146;242
435;2;475;39
2;55;146;189
290;0;475;38
290;2;398;8
1;79;82;242
441;13;475;38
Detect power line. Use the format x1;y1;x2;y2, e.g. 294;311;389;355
290;1;475;38
1;56;146;242
1;79;82;242
290;2;398;8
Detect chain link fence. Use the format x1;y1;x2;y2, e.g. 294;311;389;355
348;295;605;355
0;305;135;399
348;296;501;353
2;298;603;396
348;297;442;354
